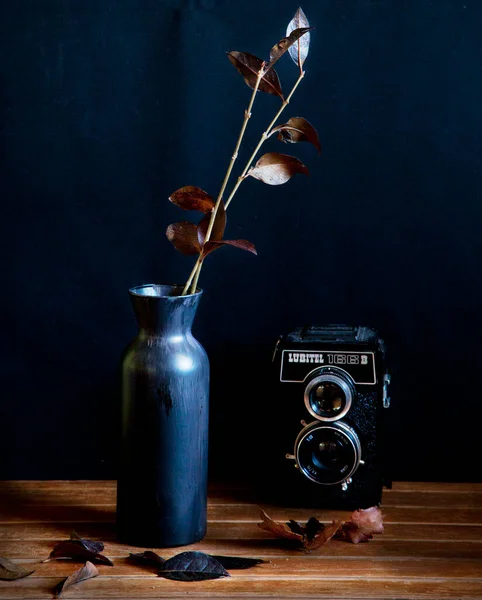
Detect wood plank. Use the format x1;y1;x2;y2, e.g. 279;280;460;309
1;504;482;525
10;556;482;579
0;489;481;509
1;480;481;493
1;539;482;561
1;522;482;543
1;575;482;599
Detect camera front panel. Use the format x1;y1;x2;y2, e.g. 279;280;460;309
257;333;390;510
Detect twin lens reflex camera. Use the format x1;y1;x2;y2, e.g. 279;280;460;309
260;325;392;509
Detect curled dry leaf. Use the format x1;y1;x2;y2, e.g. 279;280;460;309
258;509;304;543
69;531;104;555
267;27;312;71
272;117;321;153
227;51;283;98
0;556;35;581
169;186;215;214
336;506;384;544
248;152;309;185
286;7;311;68
349;506;384;534
258;507;383;550
304;521;342;551
203;239;257;258
159;551;230;582
166;222;202;256
45;534;113;566
54;561;99;598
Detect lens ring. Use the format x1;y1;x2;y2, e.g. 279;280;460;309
304;370;354;421
295;421;362;485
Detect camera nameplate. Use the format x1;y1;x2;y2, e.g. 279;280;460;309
280;350;376;385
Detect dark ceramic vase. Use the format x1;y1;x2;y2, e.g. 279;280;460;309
116;284;209;548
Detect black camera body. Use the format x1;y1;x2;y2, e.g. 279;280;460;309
259;325;391;510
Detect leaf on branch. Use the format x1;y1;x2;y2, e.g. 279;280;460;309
267;26;312;71
128;551;166;567
166;221;202;256
203;239;257;258
227;51;283;98
169;186;215;214
44;534;113;566
158;551;230;581
286;7;311;67
248;152;309;185
272;117;321;153
54;561;99;598
0;556;35;580
197;202;226;245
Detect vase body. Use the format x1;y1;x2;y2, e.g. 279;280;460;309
117;284;209;548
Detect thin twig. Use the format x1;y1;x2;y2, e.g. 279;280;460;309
225;70;305;209
183;66;266;295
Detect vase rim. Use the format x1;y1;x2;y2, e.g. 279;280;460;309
129;283;203;299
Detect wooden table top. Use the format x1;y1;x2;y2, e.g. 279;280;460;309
0;480;481;599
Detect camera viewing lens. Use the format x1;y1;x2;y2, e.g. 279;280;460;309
304;369;354;421
310;382;345;418
295;421;361;485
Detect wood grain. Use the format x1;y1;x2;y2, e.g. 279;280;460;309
0;481;480;599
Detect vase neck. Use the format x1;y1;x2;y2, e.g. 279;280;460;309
129;284;202;336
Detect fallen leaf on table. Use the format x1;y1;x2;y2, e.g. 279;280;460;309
54;561;99;597
0;556;35;580
44;532;113;565
69;531;105;554
258;509;304;543
210;555;268;570
257;506;384;550
158;551;230;581
336;506;384;543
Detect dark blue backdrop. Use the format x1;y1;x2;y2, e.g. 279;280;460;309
1;0;481;482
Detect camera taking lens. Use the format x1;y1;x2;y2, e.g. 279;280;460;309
295;421;362;485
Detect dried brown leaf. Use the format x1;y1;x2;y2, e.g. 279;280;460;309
158;551;230;581
248;152;309;185
286;7;311;67
272;117;321;153
203;239;257;258
69;531;104;554
169;186;215;214
304;521;342;551
267;27;312;71
349;506;384;534
227;51;283;98
54;561;99;598
0;557;35;581
197;202;226;246
257;509;304;542
258;508;383;551
166;221;202;256
45;539;113;566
